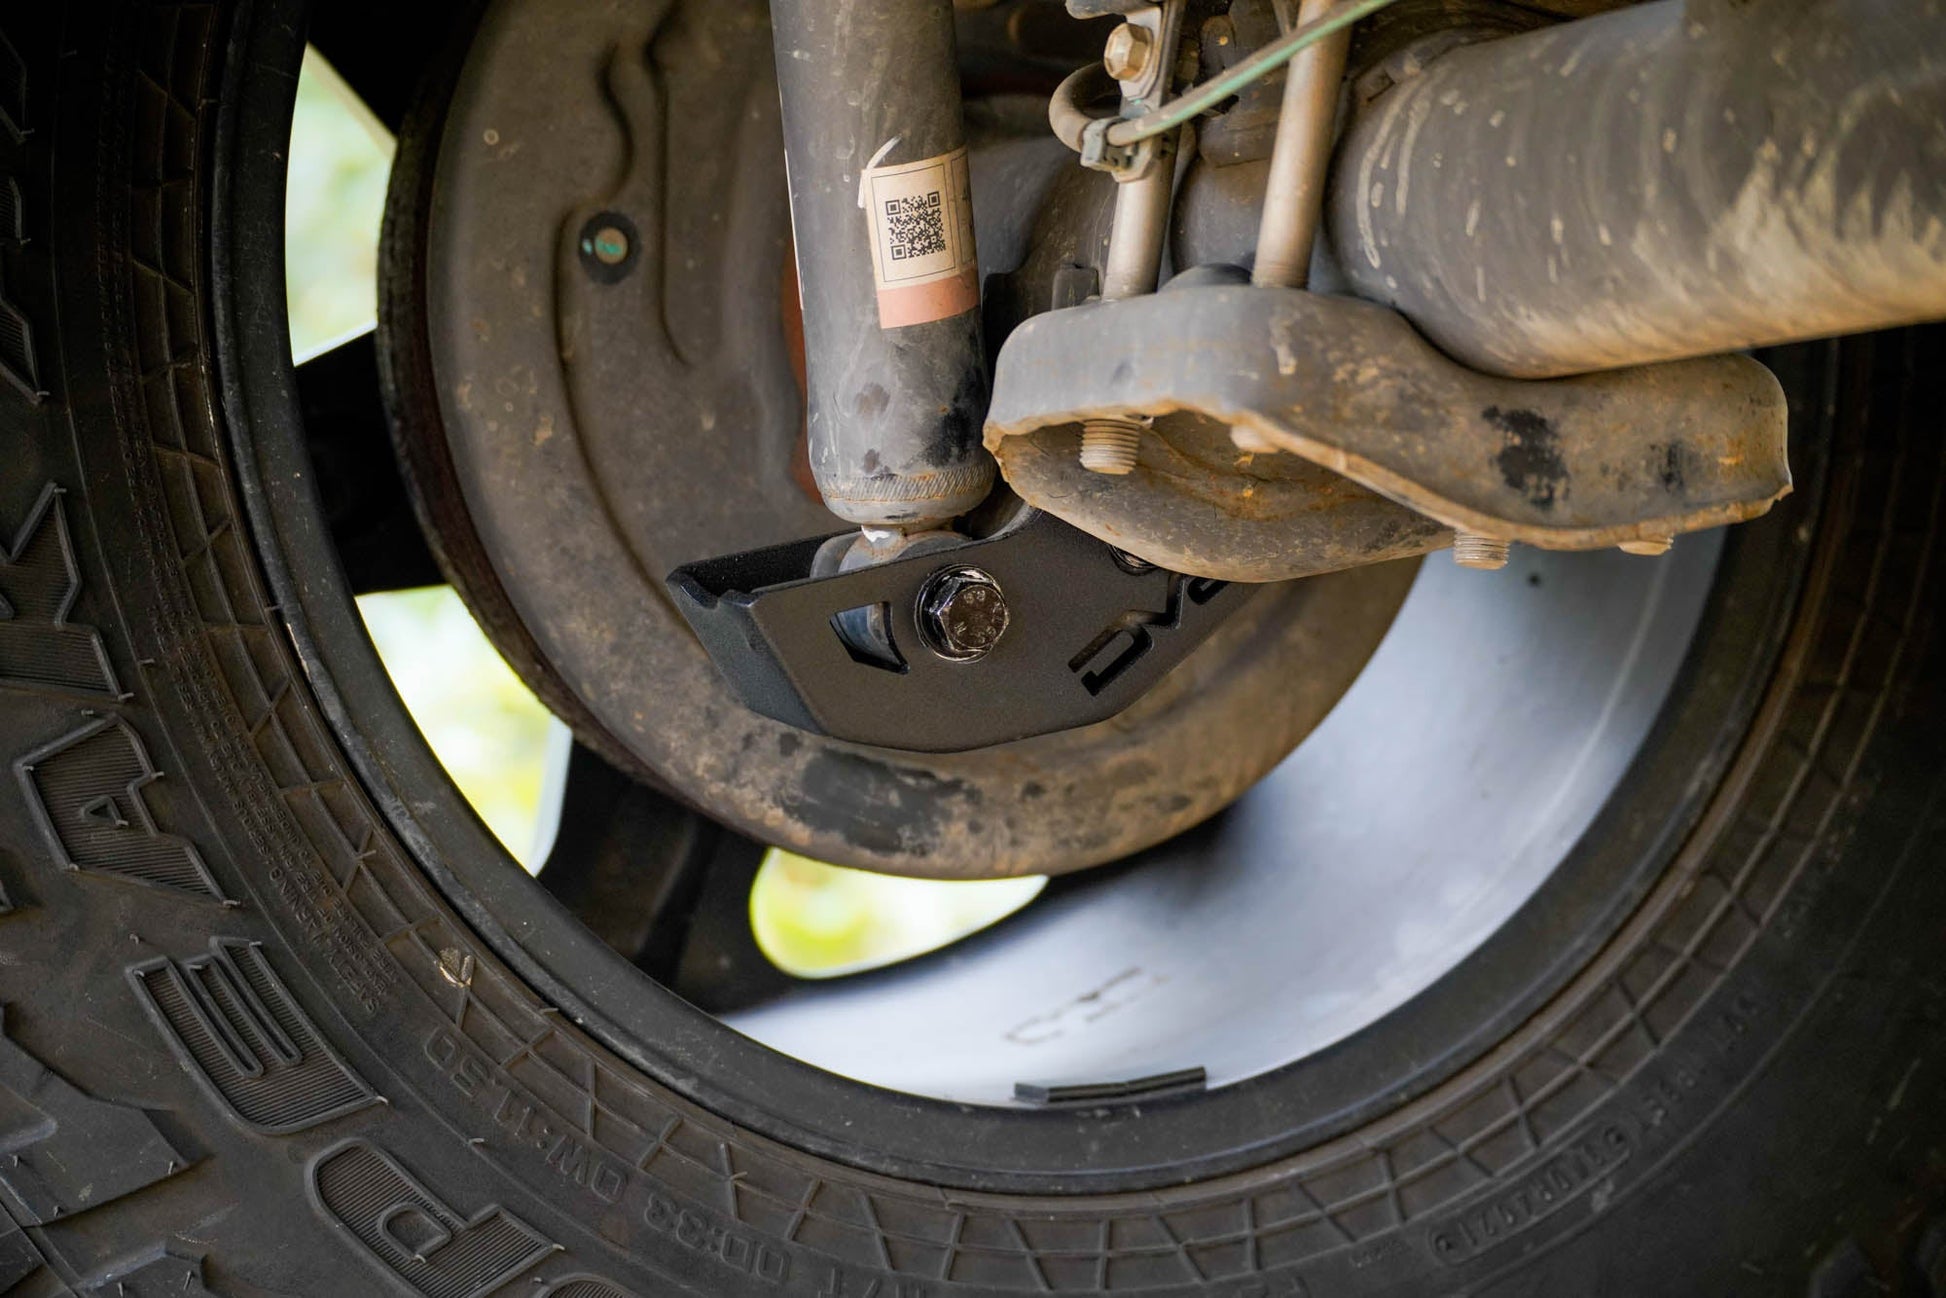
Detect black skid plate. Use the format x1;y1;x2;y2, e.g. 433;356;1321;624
667;513;1252;752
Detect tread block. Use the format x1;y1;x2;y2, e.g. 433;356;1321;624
0;26;23;143
0;175;21;243
0;286;34;405
129;938;378;1134
308;1140;555;1298
78;1247;274;1298
0;1007;186;1226
545;1279;641;1298
15;717;223;898
2;1272;73;1297
0;488;116;697
0;1209;49;1293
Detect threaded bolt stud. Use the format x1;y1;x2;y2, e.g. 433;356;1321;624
1452;532;1512;570
1080;418;1144;475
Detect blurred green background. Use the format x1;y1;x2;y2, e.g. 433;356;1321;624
287;50;1042;978
287;50;392;362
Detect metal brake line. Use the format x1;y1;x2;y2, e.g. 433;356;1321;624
1048;0;1403;154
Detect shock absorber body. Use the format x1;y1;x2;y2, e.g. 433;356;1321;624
771;0;995;529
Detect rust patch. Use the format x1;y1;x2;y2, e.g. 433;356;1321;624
1486;406;1568;509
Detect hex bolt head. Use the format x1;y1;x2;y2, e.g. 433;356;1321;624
1103;22;1156;82
1452;532;1512;570
918;567;1011;662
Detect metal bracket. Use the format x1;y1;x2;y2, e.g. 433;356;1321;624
666;512;1251;752
1106;1;1185;114
1074;0;1186;180
1079;116;1177;181
984;284;1792;579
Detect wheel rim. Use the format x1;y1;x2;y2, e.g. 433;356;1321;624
729;537;1723;1100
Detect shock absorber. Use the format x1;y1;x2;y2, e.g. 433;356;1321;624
770;0;995;531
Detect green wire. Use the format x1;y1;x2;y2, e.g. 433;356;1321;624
1104;0;1403;147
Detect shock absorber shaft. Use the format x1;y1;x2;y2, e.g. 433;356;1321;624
770;0;995;529
1252;0;1351;289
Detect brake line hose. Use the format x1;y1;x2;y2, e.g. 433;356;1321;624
1048;62;1115;154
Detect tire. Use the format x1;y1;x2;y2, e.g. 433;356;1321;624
0;4;1943;1297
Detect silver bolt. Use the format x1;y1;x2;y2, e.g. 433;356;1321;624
918;567;1011;661
1452;532;1511;570
1618;536;1675;556
1080;417;1144;475
1103;22;1157;82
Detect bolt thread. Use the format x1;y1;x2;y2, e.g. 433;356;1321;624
1080;419;1144;475
1452;532;1511;570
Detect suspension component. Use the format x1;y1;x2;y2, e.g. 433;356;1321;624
1067;0;1189;477
770;0;994;528
668;512;1249;751
1331;0;1946;378
984;282;1791;579
1251;0;1350;290
917;566;1012;661
988;0;1946;580
1451;533;1511;571
1079;415;1147;475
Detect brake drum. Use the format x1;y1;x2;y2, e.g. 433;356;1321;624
379;0;1414;877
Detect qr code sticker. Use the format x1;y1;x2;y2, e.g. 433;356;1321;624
884;191;947;261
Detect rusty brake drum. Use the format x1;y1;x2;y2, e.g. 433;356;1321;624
379;0;1414;879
